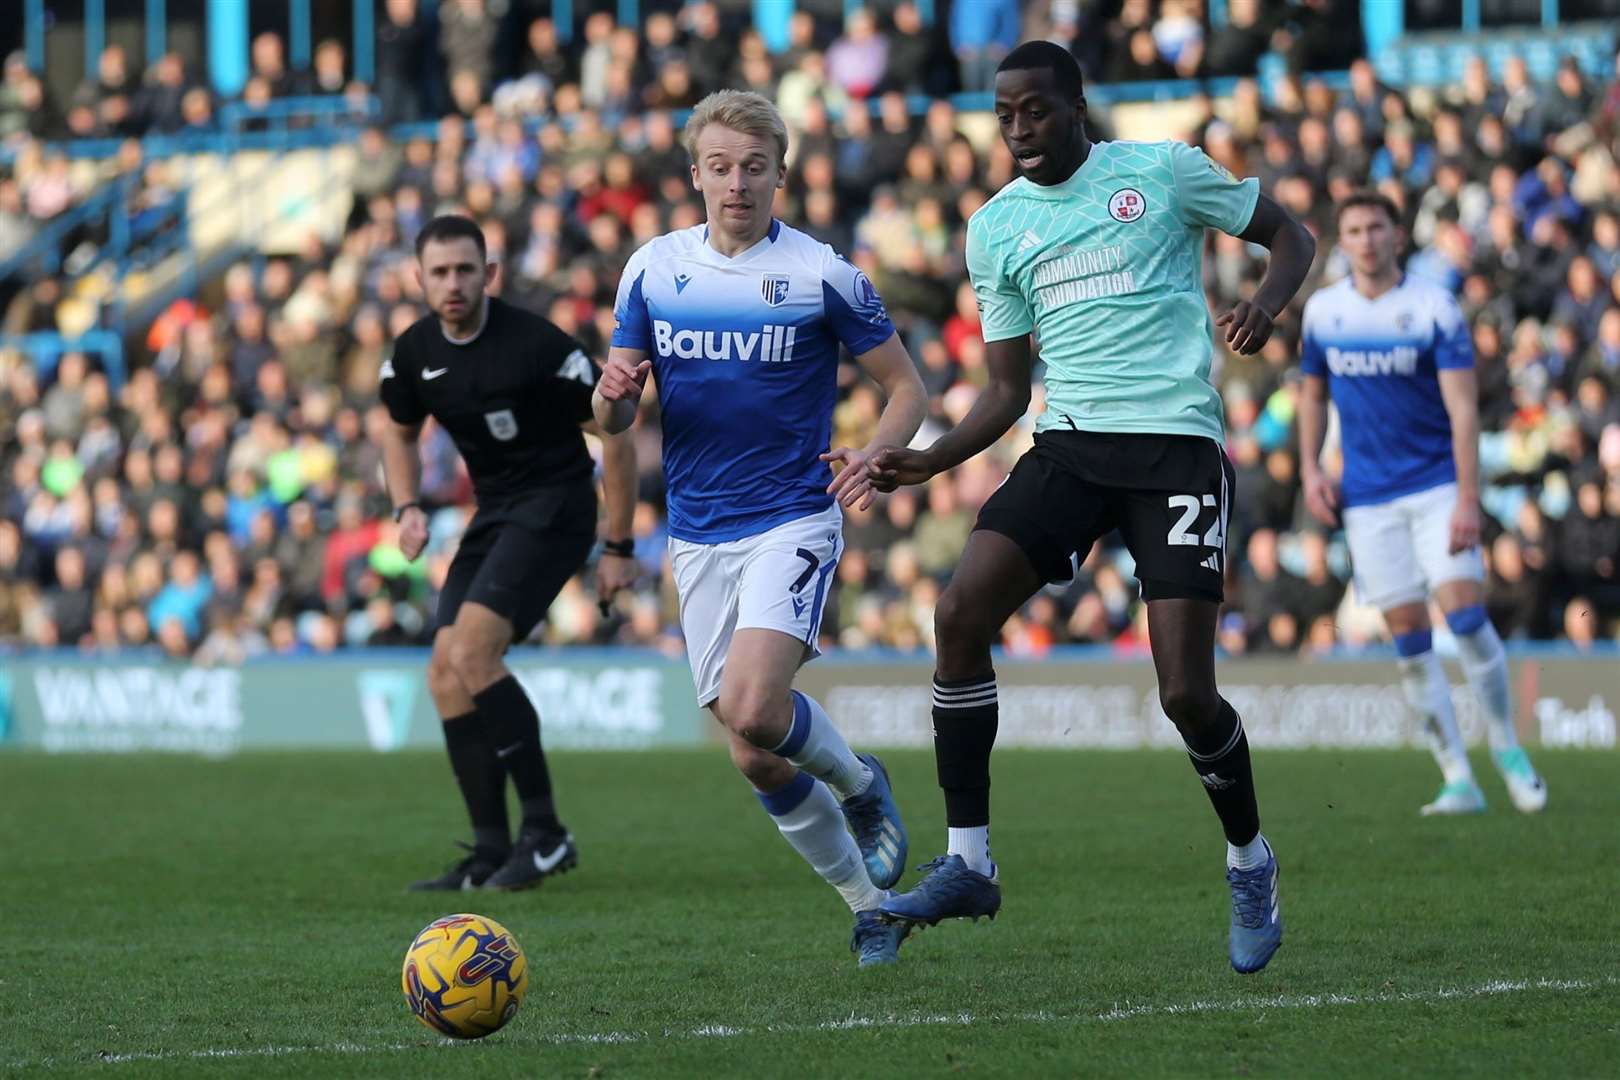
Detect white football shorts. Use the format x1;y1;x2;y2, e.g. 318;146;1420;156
668;503;844;707
1342;481;1485;610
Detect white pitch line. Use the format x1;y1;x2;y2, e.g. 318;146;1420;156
13;976;1615;1070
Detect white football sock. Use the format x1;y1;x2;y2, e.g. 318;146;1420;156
760;775;885;913
1397;650;1474;785
1453;620;1518;751
948;826;995;877
773;691;873;800
1227;833;1271;871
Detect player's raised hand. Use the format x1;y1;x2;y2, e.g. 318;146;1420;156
1216;300;1276;356
1301;470;1341;529
822;446;880;510
398;506;430;561
865;445;938;492
598;356;651;402
1448;500;1481;554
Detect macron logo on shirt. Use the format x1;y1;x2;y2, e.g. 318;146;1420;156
652;319;799;363
1325;345;1420;377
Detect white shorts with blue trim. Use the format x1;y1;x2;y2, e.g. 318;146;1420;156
668;503;843;707
1342;481;1485;610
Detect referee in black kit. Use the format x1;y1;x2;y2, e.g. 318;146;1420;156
379;214;639;892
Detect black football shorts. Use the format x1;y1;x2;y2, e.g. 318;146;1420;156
974;429;1235;603
437;483;598;641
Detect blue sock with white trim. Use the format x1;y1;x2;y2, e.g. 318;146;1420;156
772;690;872;800
1394;628;1473;784
755;771;884;913
1446;605;1518;750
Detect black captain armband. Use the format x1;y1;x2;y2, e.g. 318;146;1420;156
392;501;422;522
602;538;635;558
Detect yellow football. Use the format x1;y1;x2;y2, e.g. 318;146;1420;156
401;913;527;1039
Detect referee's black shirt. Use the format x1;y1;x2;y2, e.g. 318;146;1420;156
379;297;600;504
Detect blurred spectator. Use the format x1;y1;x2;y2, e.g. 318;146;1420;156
826;8;890;100
440;0;498;101
950;0;1020;92
251;33;311;101
1204;0;1272;77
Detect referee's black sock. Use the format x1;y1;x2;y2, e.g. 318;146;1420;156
441;711;510;856
1183;699;1260;847
932;673;1000;828
475;675;563;837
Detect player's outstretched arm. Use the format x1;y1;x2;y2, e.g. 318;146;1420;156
822;332;929;511
378;417;430;560
1296;373;1340;529
593;346;653;435
581;416;640;606
869;335;1034;491
1438;367;1483;554
1216;194;1316;356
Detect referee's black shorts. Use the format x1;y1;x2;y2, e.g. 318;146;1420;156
436;483;598;642
974;429;1235;604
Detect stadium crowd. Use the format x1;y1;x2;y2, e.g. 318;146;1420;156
1;1;1618;661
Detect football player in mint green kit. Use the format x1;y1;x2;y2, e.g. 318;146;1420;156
866;42;1315;974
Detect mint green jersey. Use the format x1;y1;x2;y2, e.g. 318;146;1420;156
965;140;1260;442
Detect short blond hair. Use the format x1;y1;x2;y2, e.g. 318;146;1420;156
683;89;789;171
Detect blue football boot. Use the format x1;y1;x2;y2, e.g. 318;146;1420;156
850;908;910;967
878;854;1001;927
1227;842;1283;974
841;753;908;889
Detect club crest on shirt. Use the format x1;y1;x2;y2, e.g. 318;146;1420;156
852;270;890;325
1108;188;1146;223
1396;311;1414;332
761;274;791;307
485;409;519;441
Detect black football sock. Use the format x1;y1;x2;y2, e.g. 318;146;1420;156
1184;699;1260;847
474;675;562;836
441;711;510;855
931;673;999;828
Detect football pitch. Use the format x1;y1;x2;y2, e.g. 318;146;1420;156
4;747;1616;1078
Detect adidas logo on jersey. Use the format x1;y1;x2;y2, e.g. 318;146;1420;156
1017;229;1042;251
652;319;798;363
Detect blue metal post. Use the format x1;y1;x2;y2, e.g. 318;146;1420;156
1208;0;1228;29
146;0;167;65
556;0;574;44
754;0;792;52
24;0;45;72
845;0;860;23
1541;0;1557;27
353;0;374;84
916;0;933;24
86;0;106;75
207;0;250;97
1462;0;1480;32
1361;1;1404;59
618;0;638;28
290;0;312;68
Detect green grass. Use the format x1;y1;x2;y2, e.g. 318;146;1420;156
2;747;1617;1078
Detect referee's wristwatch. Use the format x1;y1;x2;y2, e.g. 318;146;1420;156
602;538;635;558
392;501;422;522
